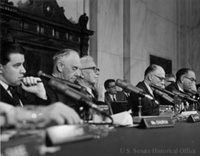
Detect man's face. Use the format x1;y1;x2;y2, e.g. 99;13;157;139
182;71;196;91
61;53;81;82
107;82;117;95
0;53;26;86
81;61;100;85
150;67;165;88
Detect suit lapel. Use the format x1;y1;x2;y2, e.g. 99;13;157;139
0;84;16;105
141;81;154;97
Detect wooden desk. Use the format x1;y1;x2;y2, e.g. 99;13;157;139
48;121;200;156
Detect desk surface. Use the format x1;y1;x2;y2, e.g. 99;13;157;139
49;122;200;156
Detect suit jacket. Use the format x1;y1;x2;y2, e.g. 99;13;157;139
0;84;49;106
165;82;200;111
44;80;81;114
165;82;180;93
128;81;159;116
104;91;127;103
104;91;130;114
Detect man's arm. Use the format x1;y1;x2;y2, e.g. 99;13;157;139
21;77;47;100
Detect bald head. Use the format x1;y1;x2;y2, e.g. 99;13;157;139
144;64;165;88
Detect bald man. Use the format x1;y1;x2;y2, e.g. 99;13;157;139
129;64;166;116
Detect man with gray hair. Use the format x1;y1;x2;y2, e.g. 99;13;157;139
45;49;82;114
76;55;104;102
52;49;81;83
75;56;108;119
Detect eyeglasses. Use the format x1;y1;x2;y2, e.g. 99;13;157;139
81;67;100;73
184;76;196;83
108;85;116;89
153;75;165;81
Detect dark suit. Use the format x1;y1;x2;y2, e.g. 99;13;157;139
104;91;129;114
165;82;180;93
165;82;199;111
128;81;159;116
104;91;127;103
44;80;81;114
0;84;49;106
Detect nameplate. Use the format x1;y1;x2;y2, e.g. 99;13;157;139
187;114;200;123
139;117;174;129
46;125;96;146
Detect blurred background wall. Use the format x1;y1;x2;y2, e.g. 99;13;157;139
11;0;200;86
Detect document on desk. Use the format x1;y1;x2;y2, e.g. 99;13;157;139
111;111;138;127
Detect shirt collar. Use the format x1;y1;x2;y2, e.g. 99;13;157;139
144;81;154;96
0;80;9;90
177;84;184;92
109;93;116;100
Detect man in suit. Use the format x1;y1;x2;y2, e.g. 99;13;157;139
166;68;196;93
75;56;107;119
104;79;127;103
0;43;48;107
44;49;82;114
104;79;128;114
129;64;165;116
76;56;104;102
165;68;198;111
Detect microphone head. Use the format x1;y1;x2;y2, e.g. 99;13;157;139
38;70;43;77
116;79;128;88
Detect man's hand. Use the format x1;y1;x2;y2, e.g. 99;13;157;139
0;102;81;128
21;76;47;100
94;83;105;101
39;102;81;127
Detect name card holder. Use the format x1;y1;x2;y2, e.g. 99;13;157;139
187;114;200;123
46;125;94;146
139;117;174;129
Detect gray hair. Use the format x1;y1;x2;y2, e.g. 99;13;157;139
53;49;79;64
80;55;94;68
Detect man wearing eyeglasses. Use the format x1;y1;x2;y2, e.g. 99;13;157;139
129;64;166;116
166;68;196;93
75;56;109;120
165;68;199;111
104;79;127;103
76;56;103;102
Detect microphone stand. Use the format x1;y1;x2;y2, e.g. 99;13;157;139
138;97;142;118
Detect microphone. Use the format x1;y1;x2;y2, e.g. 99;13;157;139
48;79;90;102
172;90;197;103
186;89;200;97
150;84;175;97
150;84;197;103
38;71;83;91
154;89;174;104
49;79;113;123
116;79;158;104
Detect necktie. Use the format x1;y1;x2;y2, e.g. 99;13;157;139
92;89;98;99
8;86;22;106
113;95;116;102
